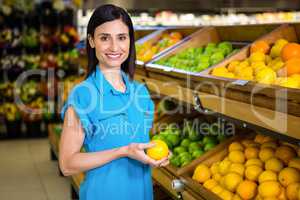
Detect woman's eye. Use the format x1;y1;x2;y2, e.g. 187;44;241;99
100;36;109;41
119;36;127;41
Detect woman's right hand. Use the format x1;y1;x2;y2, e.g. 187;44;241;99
122;143;168;168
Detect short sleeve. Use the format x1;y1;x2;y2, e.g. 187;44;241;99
60;84;91;138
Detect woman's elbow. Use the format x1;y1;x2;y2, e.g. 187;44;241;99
59;158;74;176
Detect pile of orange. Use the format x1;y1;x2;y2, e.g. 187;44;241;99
192;134;300;200
210;39;300;89
136;31;183;62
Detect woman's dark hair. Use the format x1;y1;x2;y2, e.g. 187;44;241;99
86;4;135;79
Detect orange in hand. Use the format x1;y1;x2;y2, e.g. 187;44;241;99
250;41;270;54
146;140;169;160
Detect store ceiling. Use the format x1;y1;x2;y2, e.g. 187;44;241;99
82;0;300;13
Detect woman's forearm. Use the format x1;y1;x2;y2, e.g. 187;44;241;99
59;146;128;176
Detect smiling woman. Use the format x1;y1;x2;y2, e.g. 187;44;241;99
58;4;169;200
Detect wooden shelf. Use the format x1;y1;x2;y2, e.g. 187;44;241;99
135;73;300;143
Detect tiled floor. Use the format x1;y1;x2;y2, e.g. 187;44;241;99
0;138;71;200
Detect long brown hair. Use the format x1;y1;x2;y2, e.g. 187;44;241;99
86;4;136;80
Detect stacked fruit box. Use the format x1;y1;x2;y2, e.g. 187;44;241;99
207;24;300;90
183;133;300;200
135;27;199;66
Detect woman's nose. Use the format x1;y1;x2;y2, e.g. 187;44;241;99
109;39;118;51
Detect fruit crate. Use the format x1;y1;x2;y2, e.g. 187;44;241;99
135;27;200;67
181;133;300;200
200;24;300;117
145;25;279;78
152;114;240;176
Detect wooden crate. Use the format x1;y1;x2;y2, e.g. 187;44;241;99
181;134;254;200
135;27;201;67
199;24;300;116
146;24;279;77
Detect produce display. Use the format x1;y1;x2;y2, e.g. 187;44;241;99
154;42;238;72
192;134;300;200
151;120;230;168
136;31;183;62
210;39;300;89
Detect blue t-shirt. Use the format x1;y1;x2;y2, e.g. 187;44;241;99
61;66;155;200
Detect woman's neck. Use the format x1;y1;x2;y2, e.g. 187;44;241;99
98;65;125;92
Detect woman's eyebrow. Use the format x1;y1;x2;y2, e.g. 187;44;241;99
97;33;110;37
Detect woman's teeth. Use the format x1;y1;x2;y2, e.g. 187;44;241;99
106;53;121;59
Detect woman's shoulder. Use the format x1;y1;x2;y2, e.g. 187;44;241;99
131;80;150;95
67;79;97;103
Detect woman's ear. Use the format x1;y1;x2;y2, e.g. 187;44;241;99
88;34;95;48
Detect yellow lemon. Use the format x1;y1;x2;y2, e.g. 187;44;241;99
286;182;300;200
229;142;244;152
259;147;275;162
229;163;245;176
265;157;284;173
211;66;229;77
245;165;263;181
269;58;284;71
219;190;234;200
203;179;218;190
265;55;272;64
258;170;277;184
229;150;245;164
232;194;242;200
245;158;264;168
261;141;278;149
210;162;220;174
147;139;169;160
288;157;300;171
237;66;254;80
227;61;240;72
278;77;299;88
256;67;277;84
278;167;300;187
211;185;224;195
244;147;259;160
224;172;243;192
250;52;266;63
213;173;222;182
258;181;281;198
192;164;211;183
236;180;257;200
219;159;232;175
275;145;297;165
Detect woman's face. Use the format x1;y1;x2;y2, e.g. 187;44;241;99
89;19;130;70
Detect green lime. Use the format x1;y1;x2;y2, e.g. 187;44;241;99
188;142;201;153
204;142;217;152
192;149;205;159
203;136;218;144
170;156;181;167
180;138;191;148
173;146;187;155
166;134;180;146
180;153;192;164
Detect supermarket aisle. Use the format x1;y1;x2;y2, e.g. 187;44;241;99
0;138;70;200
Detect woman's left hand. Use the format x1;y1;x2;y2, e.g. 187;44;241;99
155;152;172;168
